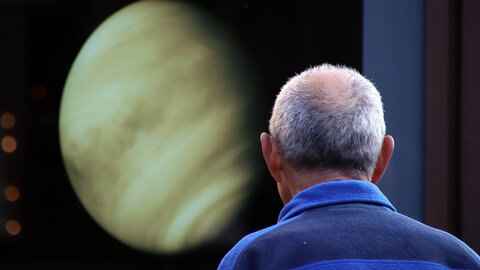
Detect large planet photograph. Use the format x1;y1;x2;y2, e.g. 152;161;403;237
59;0;260;254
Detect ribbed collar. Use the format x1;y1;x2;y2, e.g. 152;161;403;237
278;180;396;223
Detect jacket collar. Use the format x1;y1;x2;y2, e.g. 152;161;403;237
278;180;396;223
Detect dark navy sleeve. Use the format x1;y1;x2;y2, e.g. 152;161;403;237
218;215;304;270
217;226;278;270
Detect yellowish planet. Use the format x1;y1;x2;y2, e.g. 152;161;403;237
59;0;259;253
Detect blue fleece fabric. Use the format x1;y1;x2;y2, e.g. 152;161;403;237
293;259;459;270
218;180;480;270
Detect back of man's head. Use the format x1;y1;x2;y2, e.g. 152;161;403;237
269;63;385;179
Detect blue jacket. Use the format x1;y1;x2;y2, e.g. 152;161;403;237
218;180;480;269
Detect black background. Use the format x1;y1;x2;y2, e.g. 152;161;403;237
0;0;361;269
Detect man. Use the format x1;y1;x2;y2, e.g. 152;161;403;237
218;64;480;269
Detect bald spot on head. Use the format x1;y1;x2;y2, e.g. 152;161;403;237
308;69;350;96
282;68;356;113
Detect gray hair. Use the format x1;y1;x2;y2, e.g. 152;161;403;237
269;64;385;177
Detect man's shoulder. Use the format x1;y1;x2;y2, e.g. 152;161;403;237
217;214;304;270
218;226;275;268
218;204;480;270
393;212;480;263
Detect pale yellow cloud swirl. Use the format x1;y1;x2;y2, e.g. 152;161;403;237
59;0;259;253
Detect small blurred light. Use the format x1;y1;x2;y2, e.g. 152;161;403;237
30;84;47;100
0;112;15;129
5;220;21;236
1;136;17;153
4;186;20;202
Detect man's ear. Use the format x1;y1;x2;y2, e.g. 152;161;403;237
371;135;395;184
260;132;284;183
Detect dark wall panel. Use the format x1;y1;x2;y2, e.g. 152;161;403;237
459;0;480;251
424;0;459;235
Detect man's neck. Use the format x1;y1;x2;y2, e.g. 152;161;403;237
284;166;370;198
